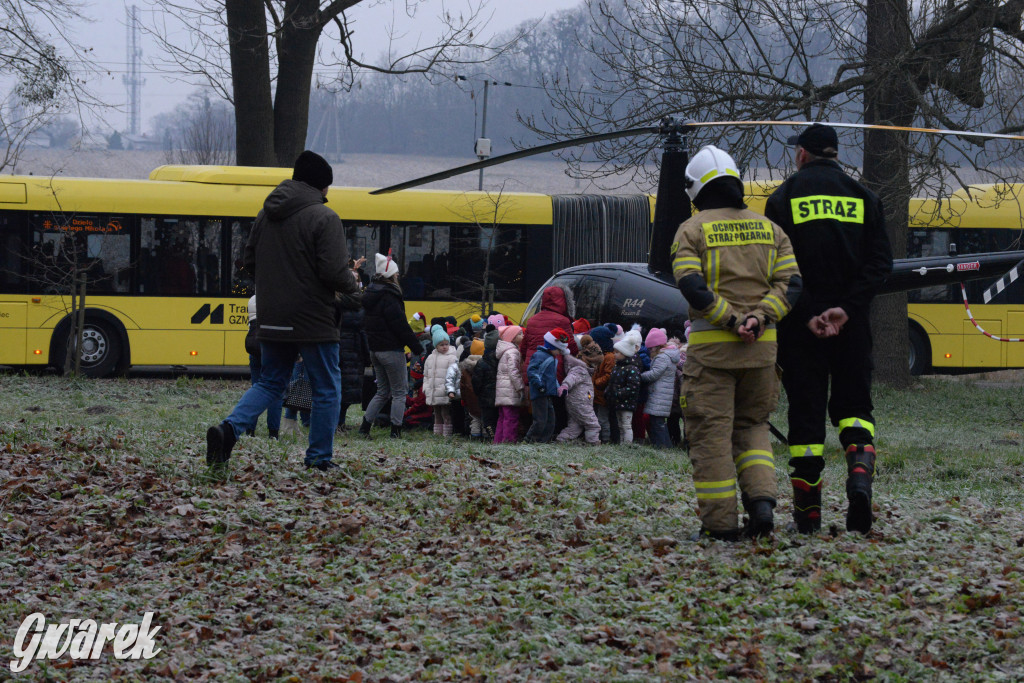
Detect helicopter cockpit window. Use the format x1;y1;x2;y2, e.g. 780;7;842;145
572;276;612;324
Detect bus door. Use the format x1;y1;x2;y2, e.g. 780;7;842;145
0;211;27;364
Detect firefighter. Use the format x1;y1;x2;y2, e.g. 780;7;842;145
765;124;894;535
672;145;803;540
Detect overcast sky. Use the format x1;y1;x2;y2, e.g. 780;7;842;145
65;0;585;134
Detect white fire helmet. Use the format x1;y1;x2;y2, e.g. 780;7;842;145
684;145;741;201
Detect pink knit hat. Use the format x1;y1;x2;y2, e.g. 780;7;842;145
645;327;668;349
499;325;522;343
488;314;505;327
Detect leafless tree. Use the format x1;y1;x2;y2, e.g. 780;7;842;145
0;0;99;171
450;184;516;316
525;0;1024;386
143;0;521;167
164;91;236;165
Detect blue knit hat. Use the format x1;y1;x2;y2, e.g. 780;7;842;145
589;324;616;352
431;325;449;348
470;314;484;330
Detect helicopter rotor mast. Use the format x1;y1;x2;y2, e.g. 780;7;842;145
648;117;692;275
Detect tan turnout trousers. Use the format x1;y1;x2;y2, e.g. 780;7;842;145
681;360;779;533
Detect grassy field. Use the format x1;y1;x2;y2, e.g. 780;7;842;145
1;371;1022;681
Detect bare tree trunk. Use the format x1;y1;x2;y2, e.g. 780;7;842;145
75;274;86;376
862;0;913;388
226;0;276;166
63;271;78;376
273;0;322;167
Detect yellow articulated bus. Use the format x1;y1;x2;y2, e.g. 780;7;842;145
0;165;1019;377
0;166;579;377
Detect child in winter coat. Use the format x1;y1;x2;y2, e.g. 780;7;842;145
524;328;570;443
606;337;642;444
641;328;680;448
556;351;601;445
472;325;500;438
667;333;687;447
494;325;525;443
460;339;485;438
424;325;459;437
588;324;618;443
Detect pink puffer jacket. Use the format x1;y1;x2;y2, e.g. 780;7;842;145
560;354;597;421
424;345;459;406
494;340;524;406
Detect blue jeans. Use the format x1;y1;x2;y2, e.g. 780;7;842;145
525;395;556;443
227;341;340;466
648;415;672;448
248;354;283;432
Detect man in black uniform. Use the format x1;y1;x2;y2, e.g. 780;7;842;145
765;124;893;535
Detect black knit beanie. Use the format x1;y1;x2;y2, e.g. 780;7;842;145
292;150;333;190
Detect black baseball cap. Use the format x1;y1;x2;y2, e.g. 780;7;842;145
787;123;838;158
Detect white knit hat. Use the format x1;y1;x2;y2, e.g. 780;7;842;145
375;252;399;278
613;338;636;357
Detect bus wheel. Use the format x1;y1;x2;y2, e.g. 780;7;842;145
909;325;930;376
67;321;123;378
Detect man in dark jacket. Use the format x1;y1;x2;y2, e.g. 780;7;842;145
765;124;893;535
206;151;358;471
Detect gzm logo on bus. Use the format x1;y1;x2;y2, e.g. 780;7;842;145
191;303;250;325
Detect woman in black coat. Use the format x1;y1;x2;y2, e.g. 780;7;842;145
359;254;424;438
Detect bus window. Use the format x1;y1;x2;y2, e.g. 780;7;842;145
345;223;378;289
229;219;254;296
196;219;223;295
140;217;197;295
461;225;527;302
30;213;129;294
0;211;27;294
85;216;131;293
390;224;451;300
908;229;953;303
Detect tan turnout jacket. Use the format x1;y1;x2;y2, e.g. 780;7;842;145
671;207;800;369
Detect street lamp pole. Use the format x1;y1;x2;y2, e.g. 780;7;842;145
477;80;490;191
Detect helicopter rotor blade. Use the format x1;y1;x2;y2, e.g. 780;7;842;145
371;118;1024;195
369;126;660;194
692;120;1024;143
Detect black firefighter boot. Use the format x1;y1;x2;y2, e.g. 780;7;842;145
846;445;876;534
742;493;775;538
790;476;823;534
358;418;373;438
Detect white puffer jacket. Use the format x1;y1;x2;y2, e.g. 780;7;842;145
424;345;459;406
494;339;524;406
641;346;681;417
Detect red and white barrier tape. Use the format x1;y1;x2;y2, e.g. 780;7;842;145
961;283;1024;342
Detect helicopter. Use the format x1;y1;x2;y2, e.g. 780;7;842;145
372;118;1024;373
